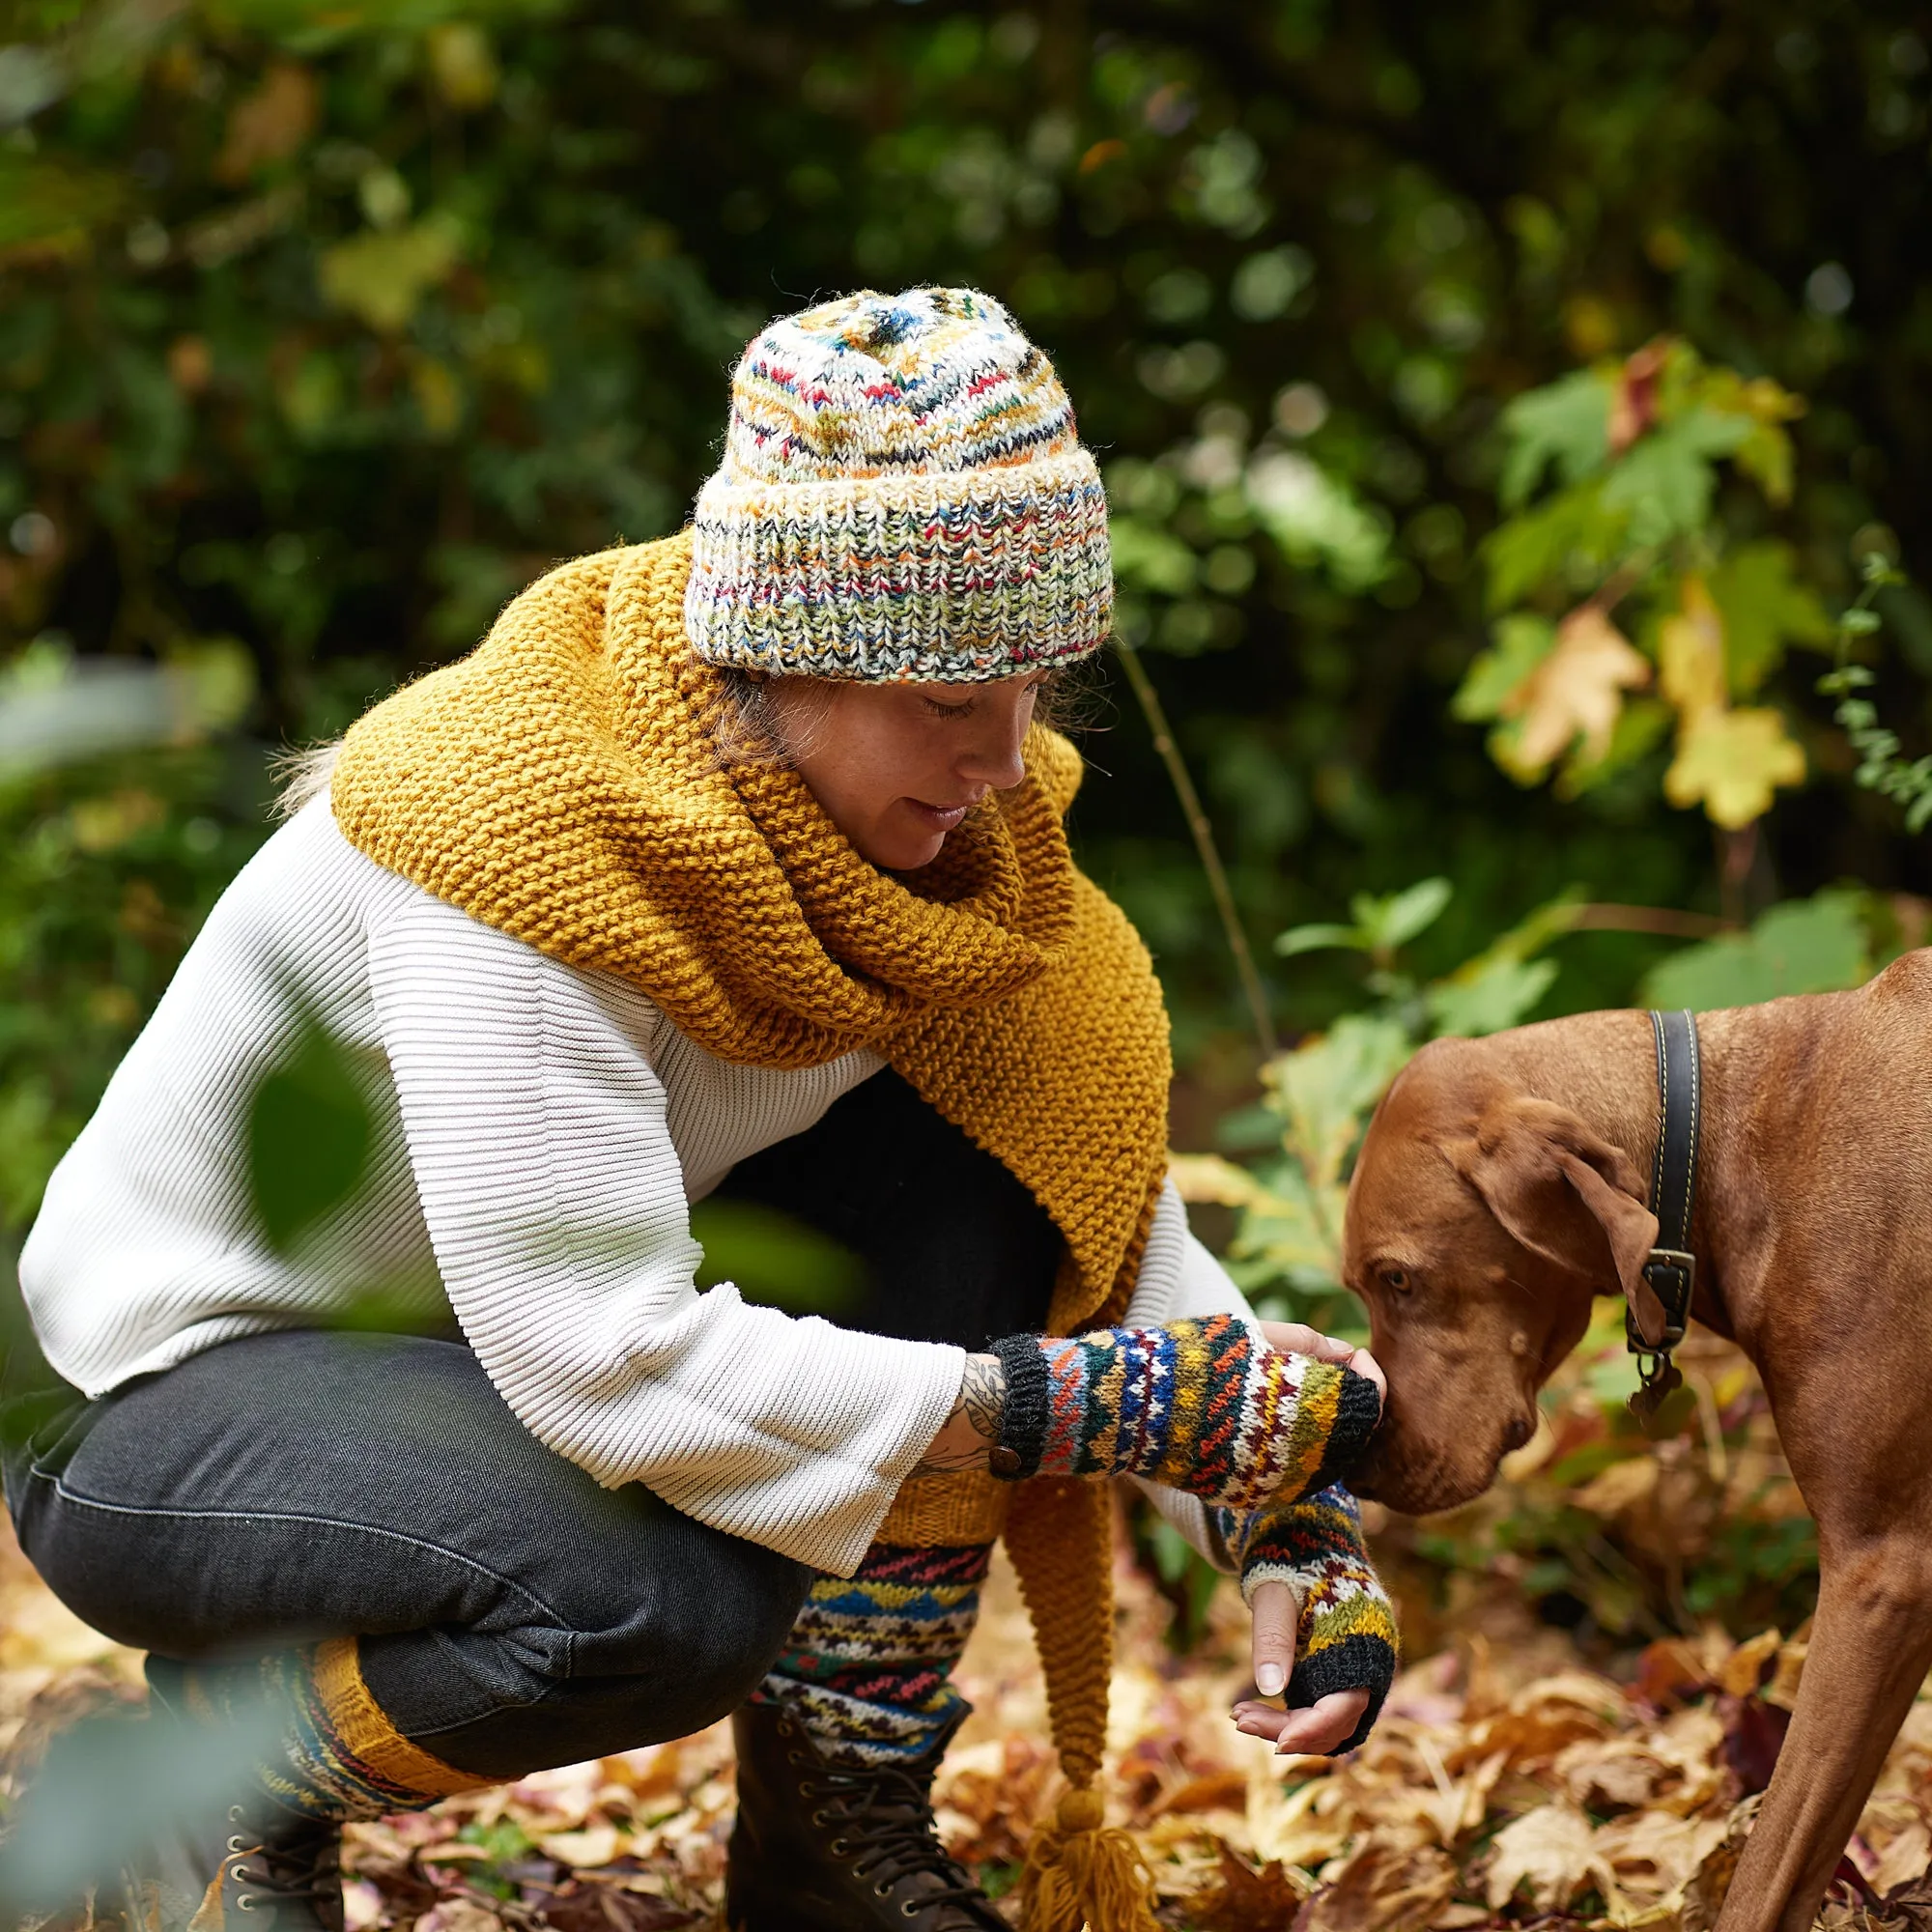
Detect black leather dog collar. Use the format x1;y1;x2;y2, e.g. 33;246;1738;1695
1628;1009;1700;1413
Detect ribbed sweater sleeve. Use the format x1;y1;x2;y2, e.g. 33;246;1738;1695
365;890;966;1577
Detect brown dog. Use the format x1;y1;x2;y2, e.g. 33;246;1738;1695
1342;950;1932;1932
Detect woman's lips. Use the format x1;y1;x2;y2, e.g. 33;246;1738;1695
905;798;974;833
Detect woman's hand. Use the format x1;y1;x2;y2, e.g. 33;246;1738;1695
1259;1322;1386;1417
1232;1577;1372;1755
1225;1339;1383;1756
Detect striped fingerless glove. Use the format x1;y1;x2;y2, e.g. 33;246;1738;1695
1219;1483;1397;1753
985;1313;1381;1512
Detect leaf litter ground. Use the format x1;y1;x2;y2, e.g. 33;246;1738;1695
4;1397;1930;1931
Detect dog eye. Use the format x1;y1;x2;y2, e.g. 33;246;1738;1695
1379;1266;1411;1294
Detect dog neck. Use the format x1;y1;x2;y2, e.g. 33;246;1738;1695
1472;1008;1742;1344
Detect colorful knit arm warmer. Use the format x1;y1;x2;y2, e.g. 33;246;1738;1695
1217;1483;1398;1754
986;1313;1380;1513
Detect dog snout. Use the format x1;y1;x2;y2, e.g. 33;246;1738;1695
1500;1412;1534;1454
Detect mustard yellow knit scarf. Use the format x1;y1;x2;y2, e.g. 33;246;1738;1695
331;531;1172;1928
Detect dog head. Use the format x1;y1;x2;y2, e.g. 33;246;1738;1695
1341;1037;1660;1516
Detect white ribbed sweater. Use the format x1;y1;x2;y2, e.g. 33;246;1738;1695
19;801;1253;1575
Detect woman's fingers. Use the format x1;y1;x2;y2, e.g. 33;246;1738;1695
1259;1321;1355;1363
1240;1581;1369;1758
1247;1577;1297;1698
1231;1687;1371;1756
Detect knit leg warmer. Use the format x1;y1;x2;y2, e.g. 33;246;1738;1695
988;1313;1380;1512
153;1641;493;1821
1217;1483;1398;1754
753;1541;991;1770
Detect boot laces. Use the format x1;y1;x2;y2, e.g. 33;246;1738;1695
800;1763;988;1915
229;1825;340;1915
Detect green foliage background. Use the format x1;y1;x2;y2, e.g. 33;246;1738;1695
7;3;1932;1145
4;0;1932;1655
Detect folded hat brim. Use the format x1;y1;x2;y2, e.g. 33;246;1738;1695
685;448;1113;683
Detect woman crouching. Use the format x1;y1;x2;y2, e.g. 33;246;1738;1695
6;288;1393;1932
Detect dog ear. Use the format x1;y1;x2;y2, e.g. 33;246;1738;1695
1445;1094;1667;1345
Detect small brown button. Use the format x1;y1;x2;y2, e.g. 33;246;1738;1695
988;1445;1022;1478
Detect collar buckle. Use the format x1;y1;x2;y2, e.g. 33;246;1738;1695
1632;1247;1694;1354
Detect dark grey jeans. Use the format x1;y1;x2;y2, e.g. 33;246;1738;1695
3;1328;810;1776
2;1070;1062;1778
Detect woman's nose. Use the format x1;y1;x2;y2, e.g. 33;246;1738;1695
958;692;1033;791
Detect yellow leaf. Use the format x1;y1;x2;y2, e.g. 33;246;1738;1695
1659;574;1726;720
427;23;500;109
319;215;462;333
1715;1627;1781;1699
1592;1809;1733;1908
1497;604;1649;779
535;1822;623;1865
1165;1151;1268;1209
1868;1815;1931;1897
1763;1635;1806;1712
409;353;464;439
1485;1804;1616;1913
1571;1453;1660;1519
1664;706;1805;828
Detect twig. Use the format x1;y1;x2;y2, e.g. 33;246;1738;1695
1113;641;1279;1061
1564;902;1736;939
1716;824;1758;930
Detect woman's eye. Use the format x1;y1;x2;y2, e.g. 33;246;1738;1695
922;696;974;719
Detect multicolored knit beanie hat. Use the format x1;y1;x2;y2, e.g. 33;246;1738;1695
684;287;1112;682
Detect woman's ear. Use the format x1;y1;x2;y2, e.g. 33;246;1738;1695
1444;1094;1666;1345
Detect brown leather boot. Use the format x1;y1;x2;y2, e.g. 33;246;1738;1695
725;1702;1007;1931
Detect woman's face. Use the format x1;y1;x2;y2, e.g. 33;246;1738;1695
768;670;1051;872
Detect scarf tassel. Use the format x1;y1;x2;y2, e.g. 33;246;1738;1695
1017;1786;1161;1932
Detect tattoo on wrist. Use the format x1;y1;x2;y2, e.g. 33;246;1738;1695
908;1354;1007;1476
961;1354;1006;1442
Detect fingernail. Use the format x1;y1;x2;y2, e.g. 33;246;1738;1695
1256;1663;1286;1696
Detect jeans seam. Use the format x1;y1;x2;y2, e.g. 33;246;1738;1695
30;1469;578;1633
